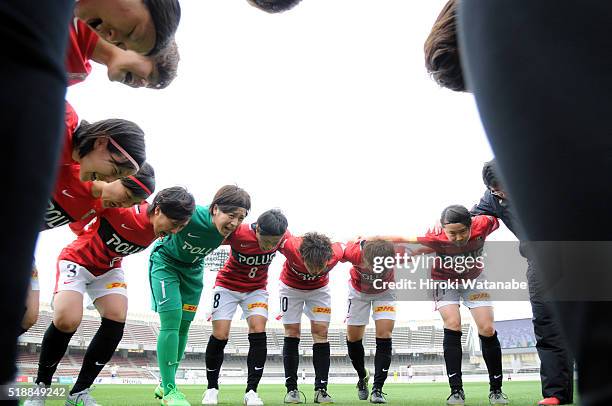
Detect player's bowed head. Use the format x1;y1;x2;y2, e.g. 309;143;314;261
256;209;289;251
299;232;334;276
73;118;146;183
96;162;156;208
440;205;472;247
147;186;196;238
74;0;181;56
246;0;304;13
362;239;396;274
210;185;252;237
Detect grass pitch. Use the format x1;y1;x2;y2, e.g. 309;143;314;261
32;381;576;406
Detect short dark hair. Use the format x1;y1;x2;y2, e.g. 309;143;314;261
424;0;465;92
299;232;333;269
73;118;146;171
257;209;288;236
248;0;303;13
149;39;179;89
362;239;395;271
440;204;472;228
120;162;155;199
148;186;195;221
482;159;501;189
210;185;251;215
144;0;181;56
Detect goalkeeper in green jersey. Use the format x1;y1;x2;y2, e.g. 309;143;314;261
149;185;251;406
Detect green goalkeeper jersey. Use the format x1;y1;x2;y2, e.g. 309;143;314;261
152;205;225;267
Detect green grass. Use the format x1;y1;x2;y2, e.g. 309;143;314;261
29;381;577;406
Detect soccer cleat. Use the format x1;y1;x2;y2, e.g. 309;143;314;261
369;388;388;404
24;382;49;406
202;388;219;405
283;389;304;404
162;385;191;406
65;387;101;406
154;383;164;399
314;388;334;404
538;398;561;405
357;368;370;400
489;389;509;405
244;390;264;406
446;388;465;405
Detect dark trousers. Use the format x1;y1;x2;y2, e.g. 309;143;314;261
459;1;612;404
527;262;574;404
0;1;72;402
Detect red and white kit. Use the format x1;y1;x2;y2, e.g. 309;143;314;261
277;235;344;324
55;203;156;301
342;240;397;326
417;215;499;309
65;18;99;86
210;223;285;321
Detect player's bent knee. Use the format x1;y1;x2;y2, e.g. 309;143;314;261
444;320;461;332
479;325;495;337
22;313;38;332
53;316;80;333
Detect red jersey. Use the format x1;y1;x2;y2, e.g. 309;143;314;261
43;164;99;231
278;236;344;290
215;223;286;293
66;18;99;86
343;240;397;294
60;102;79;167
417;215;499;280
60;202;156;275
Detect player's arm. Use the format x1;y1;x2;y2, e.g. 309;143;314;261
470;190;498;217
91;38;117;66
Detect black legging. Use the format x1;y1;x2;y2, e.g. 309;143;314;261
459;1;612;404
1;2;73;402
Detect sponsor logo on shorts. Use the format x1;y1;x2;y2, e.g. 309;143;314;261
106;282;127;289
312;306;331;314
247;302;268;310
374;305;396;313
468;292;491;301
183;304;198;312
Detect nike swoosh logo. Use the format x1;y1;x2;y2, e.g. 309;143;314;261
493;375;502;379
254;367;264;370
448;373;457;378
62;189;75;198
158;298;170;306
95;361;105;366
207;368;217;372
188;233;200;238
382;369;388;372
64;280;75;285
240;244;249;248
320;380;327;384
121;224;134;231
285;377;291;380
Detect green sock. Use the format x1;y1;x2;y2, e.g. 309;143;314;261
157;309;182;395
174;319;192;376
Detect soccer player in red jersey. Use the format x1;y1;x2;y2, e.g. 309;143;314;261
342;239;397;404
277;232;344;404
60;101;146;182
376;205;507;405
25;187;195;406
66;17;179;89
203;210;288;406
73;0;181;56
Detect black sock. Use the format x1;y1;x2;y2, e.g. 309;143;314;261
36;323;75;385
205;335;227;389
480;331;503;391
374;338;392;389
347;339;366;380
443;328;463;390
283;337;300;391
71;318;124;394
312;342;330;390
246;332;267;393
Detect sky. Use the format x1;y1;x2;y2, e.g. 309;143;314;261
35;0;532;326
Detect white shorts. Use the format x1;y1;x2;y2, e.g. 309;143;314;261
278;282;331;324
210;286;269;321
433;273;492;310
55;260;127;302
31;266;40;291
346;285;396;326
